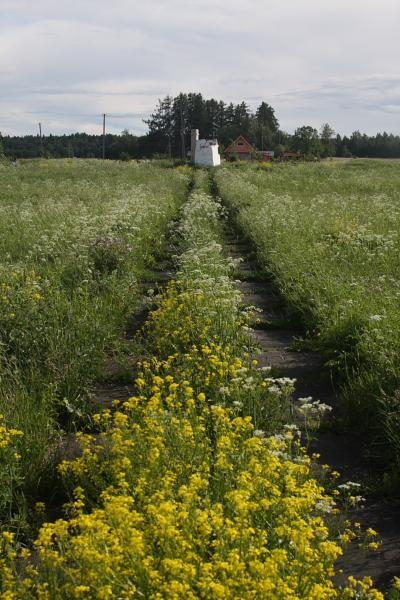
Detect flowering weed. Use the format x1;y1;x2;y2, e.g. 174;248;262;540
0;168;383;598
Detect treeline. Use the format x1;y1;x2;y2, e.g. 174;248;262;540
0;93;279;161
336;130;400;159
0;131;142;161
288;124;400;159
1;92;400;160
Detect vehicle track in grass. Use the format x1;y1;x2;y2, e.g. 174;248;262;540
224;226;400;592
52;254;179;522
15;174;386;598
91;265;175;408
69;173;400;592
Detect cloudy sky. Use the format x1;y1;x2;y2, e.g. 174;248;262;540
1;0;399;137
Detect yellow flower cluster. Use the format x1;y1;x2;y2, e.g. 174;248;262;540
0;377;346;598
1;357;382;598
0;415;23;527
0;268;44;326
0;415;23;451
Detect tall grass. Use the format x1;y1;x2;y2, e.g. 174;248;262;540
216;160;400;470
0;159;189;529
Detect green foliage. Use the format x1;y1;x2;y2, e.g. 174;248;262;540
320;123;336;157
119;151;130;161
292;125;322;157
1;132;140;160
0;135;8;166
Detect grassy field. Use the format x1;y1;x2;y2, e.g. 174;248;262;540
216;160;400;473
1;169;387;599
0;159;189;531
0;161;397;598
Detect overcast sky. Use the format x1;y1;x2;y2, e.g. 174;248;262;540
1;0;399;137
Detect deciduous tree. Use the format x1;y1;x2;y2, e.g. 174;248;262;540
292;125;322;157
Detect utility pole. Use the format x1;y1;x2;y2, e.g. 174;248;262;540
38;122;44;157
102;113;106;159
261;125;264;151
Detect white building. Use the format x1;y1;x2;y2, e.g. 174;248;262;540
191;129;221;167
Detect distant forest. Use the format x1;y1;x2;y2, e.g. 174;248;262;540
2;92;400;160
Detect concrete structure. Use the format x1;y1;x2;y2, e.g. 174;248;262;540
191;129;221;167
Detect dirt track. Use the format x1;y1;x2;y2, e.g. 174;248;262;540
227;230;400;592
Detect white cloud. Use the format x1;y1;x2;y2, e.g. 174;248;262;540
0;0;400;135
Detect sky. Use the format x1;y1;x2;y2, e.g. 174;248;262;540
1;0;399;137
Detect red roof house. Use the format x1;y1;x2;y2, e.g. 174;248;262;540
225;135;255;161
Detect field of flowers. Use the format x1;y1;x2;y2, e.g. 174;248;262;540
0;169;386;598
215;160;400;473
0;159;189;533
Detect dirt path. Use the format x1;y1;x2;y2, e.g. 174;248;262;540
226;230;400;592
92;266;174;408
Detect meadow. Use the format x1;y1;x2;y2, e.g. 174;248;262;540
0;159;189;532
0;160;396;598
215;160;400;473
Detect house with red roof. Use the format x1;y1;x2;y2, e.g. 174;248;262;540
225;135;255;161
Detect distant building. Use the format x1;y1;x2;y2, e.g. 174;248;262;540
191;129;221;167
195;139;221;167
261;150;275;162
225;135;255;161
282;151;301;160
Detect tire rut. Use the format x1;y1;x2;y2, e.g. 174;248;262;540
226;230;400;592
91;268;175;407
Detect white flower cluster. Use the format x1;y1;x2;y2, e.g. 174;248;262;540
296;397;333;417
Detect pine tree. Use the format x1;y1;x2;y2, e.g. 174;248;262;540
0;132;7;163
